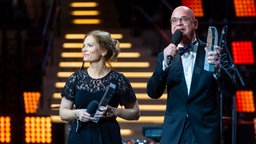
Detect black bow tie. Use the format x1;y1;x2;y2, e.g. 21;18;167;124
178;41;197;56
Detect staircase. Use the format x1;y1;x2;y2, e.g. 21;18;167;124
42;0;167;142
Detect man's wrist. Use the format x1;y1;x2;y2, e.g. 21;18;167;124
213;68;221;79
162;60;169;71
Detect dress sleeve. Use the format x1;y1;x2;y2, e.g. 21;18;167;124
61;72;77;101
118;74;137;106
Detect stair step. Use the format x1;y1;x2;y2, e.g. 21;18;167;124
42;0;166;141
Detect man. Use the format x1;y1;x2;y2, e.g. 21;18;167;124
146;6;237;144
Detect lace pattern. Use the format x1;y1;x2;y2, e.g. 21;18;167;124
61;69;136;104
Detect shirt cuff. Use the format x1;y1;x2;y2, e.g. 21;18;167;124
162;60;169;71
213;69;221;80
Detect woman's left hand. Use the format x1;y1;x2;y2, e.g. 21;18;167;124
105;105;117;118
93;106;107;119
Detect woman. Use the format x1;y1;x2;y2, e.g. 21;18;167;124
59;30;140;144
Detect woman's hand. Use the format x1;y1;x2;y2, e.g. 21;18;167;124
76;109;95;122
94;106;108;119
105;105;117;117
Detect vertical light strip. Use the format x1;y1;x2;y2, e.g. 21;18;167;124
0;116;11;143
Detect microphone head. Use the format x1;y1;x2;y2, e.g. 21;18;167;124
87;100;99;115
171;29;183;46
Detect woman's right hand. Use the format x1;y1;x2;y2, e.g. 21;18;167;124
75;109;95;122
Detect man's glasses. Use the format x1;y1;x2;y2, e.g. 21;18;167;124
170;17;193;25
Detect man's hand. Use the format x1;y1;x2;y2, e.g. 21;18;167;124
205;46;222;73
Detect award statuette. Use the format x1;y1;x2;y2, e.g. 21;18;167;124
92;82;116;123
204;26;218;72
98;83;116;106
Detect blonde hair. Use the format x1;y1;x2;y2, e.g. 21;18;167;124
86;30;120;63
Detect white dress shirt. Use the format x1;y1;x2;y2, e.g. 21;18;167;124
180;41;198;95
162;40;198;95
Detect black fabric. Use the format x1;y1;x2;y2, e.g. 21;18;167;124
62;69;136;144
179;117;198;144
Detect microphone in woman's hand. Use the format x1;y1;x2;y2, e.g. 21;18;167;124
76;100;99;133
86;100;99;116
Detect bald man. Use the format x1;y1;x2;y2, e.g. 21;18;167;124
146;6;237;144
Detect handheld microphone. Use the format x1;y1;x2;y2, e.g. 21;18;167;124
86;100;99;116
167;29;183;66
76;100;99;133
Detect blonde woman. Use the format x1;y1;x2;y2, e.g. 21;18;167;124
59;30;140;144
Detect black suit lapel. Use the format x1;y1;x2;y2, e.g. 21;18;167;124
166;53;189;98
175;54;189;97
189;41;206;97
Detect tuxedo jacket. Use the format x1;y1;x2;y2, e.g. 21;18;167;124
146;40;237;144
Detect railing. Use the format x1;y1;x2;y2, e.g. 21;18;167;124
132;6;170;44
132;0;175;45
41;0;61;74
160;0;174;11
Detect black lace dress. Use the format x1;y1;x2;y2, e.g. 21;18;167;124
61;69;137;144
